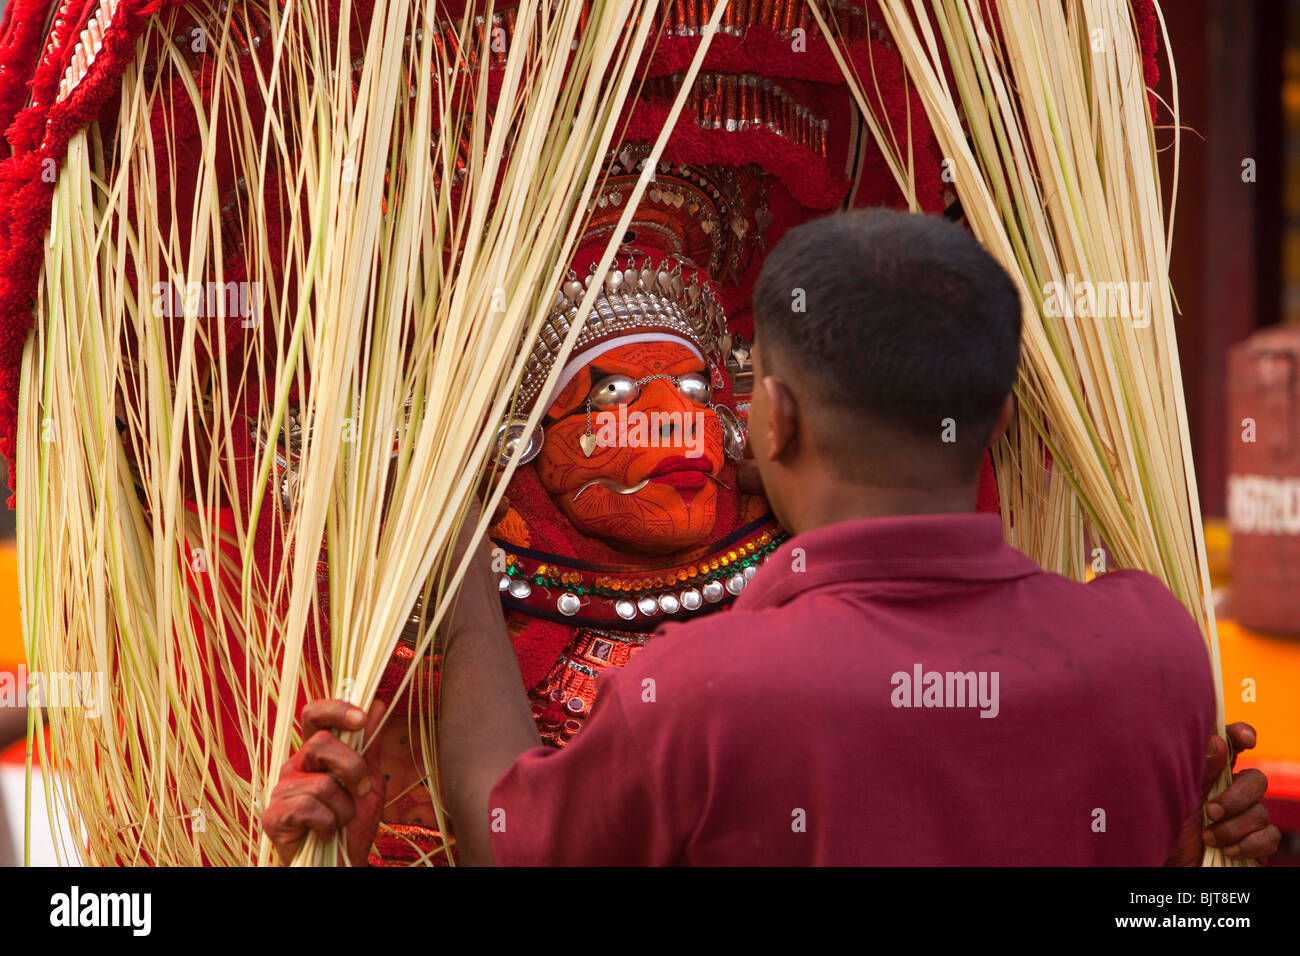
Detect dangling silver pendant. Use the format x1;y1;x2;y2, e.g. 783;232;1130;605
557;592;582;616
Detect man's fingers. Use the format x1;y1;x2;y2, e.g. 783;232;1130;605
264;697;389;867
1226;722;1256;758
263;810;307;866
301;699;368;739
264;793;345;865
1206;767;1269;822
277;773;358;830
1223;825;1282;863
1199;735;1227;800
1203;801;1269;849
300;730;372;799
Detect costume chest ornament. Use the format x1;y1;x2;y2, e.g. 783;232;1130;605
494;520;786;628
528;626;655;746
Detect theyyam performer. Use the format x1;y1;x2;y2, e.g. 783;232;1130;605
0;0;1278;865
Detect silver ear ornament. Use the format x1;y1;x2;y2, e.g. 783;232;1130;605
496;418;544;466
711;404;746;462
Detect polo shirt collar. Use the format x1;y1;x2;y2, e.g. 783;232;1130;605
735;513;1040;611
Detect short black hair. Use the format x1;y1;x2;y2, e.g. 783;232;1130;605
752;208;1021;474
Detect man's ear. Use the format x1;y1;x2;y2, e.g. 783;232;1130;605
987;393;1016;448
760;374;799;462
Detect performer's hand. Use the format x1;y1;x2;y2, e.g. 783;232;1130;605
1165;722;1280;865
262;698;388;867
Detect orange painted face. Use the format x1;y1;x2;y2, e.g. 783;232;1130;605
535;341;725;555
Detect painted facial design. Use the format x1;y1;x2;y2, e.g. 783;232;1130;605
535;342;725;555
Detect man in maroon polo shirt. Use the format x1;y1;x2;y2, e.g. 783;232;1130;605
263;209;1281;866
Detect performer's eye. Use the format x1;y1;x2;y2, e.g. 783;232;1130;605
589;374;640;408
675;372;712;404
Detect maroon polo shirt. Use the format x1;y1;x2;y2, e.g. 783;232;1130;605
488;513;1216;865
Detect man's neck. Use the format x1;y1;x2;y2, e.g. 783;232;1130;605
779;475;979;536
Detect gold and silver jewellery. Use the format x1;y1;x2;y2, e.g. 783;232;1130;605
578;371;747;460
496;417;545;466
517;250;730;413
713;403;747;462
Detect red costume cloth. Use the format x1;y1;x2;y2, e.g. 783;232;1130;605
489;512;1214;865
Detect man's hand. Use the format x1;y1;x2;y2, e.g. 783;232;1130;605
438;496;541;865
737;452;764;497
262;699;388;866
0;705;29;751
1166;722;1281;865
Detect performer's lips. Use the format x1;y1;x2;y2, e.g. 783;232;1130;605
649;456;711;491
